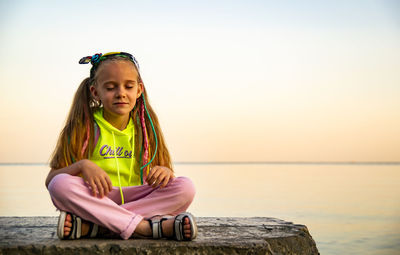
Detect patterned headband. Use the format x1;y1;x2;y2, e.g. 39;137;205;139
79;52;140;71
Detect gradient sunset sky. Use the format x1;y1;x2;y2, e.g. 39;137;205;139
0;0;399;163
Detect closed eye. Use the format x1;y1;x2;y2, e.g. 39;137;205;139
126;82;136;89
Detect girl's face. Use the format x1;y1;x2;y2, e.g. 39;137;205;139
90;60;143;120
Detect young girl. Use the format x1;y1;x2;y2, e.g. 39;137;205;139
45;52;197;241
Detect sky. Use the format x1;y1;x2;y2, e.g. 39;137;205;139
0;0;399;163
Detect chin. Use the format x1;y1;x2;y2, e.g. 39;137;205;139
107;109;130;117
116;110;132;116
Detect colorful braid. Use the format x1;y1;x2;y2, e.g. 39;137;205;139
81;105;91;158
145;132;151;180
140;99;149;167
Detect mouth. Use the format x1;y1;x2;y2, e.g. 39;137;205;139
113;102;129;106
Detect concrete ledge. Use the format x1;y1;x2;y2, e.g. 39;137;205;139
0;217;319;254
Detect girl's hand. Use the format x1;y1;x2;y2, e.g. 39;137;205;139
79;159;113;198
146;166;175;189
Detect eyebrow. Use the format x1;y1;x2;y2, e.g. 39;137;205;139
103;80;137;85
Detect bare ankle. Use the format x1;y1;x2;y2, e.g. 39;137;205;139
133;220;152;237
161;219;174;237
81;221;89;236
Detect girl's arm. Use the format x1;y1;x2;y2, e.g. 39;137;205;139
45;159;113;198
45;160;85;187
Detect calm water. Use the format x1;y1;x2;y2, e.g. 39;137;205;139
1;163;399;255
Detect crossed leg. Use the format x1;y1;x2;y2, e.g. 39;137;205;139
48;173;196;239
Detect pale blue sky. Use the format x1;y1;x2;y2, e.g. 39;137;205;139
0;0;399;163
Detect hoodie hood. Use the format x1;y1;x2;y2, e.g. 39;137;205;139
93;108;135;137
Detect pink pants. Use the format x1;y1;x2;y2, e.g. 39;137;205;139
47;173;196;239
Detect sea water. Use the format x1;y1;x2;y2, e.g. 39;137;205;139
0;163;399;255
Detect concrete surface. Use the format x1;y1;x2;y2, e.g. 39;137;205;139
0;216;319;254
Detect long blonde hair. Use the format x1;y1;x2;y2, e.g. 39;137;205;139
49;56;173;171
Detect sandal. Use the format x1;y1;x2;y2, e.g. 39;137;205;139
173;212;197;241
148;212;197;241
57;211;98;240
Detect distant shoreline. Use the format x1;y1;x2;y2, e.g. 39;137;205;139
1;161;399;166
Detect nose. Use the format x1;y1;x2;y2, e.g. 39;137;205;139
115;85;126;98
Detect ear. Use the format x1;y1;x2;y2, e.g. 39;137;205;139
89;85;99;100
137;82;144;98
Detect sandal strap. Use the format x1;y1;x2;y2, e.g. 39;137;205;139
87;222;99;238
149;218;162;239
57;211;67;239
173;212;197;241
173;214;185;241
69;214;82;239
149;216;171;239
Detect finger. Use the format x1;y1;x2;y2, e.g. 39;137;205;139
151;166;163;179
101;175;111;194
160;174;170;188
100;177;110;196
94;178;104;198
152;177;161;188
106;175;113;193
153;172;166;188
146;167;158;184
150;171;161;187
160;170;174;188
89;179;97;196
151;168;163;182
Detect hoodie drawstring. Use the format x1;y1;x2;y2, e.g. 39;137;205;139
112;131;125;204
128;127;135;185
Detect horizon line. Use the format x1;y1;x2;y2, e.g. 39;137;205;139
0;161;399;166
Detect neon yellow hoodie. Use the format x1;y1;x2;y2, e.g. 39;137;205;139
90;108;141;187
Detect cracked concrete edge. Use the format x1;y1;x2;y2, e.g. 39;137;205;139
0;217;319;255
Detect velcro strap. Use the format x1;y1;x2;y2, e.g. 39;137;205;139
174;215;185;241
151;219;162;239
89;223;98;238
70;215;82;239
